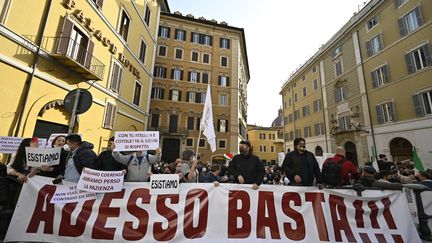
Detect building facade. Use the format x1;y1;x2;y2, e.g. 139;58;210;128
247;125;283;165
0;0;168;157
149;11;250;163
280;58;328;157
280;0;432;168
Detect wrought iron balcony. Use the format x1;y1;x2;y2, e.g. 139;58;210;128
41;36;104;80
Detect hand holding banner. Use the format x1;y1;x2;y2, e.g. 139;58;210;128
114;131;159;151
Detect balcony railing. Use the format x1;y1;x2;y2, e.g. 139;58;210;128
41;36;104;80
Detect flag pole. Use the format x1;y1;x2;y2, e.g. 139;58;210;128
196;129;202;158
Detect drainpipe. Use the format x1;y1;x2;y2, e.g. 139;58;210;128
13;0;52;137
356;30;378;162
319;66;329;153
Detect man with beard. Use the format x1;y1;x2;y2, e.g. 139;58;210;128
228;140;265;190
282;138;322;186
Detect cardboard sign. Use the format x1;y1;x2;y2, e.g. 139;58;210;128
114;131;159;151
50;185;96;204
25;147;61;167
0;136;23;154
150;174;180;195
76;168;124;193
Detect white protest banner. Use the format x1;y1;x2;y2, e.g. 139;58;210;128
150;174;179;195
0;136;23;154
76;168;124;193
38;138;48;148
25;147;61;167
50;185;97;204
6;176;422;243
114;131;159;151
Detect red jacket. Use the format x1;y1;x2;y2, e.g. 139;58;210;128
322;154;358;186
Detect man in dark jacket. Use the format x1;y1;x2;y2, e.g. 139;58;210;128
228;140;265;190
63;134;97;183
96;137;126;172
282;138;322;186
360;166;402;190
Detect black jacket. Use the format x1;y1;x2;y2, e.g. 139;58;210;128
96;150;126;171
228;153;265;185
282;150;322;186
71;141;97;174
360;176;403;190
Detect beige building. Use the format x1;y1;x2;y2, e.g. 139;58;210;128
247;124;283;165
280;57;327;157
280;0;432;167
0;0;168;157
149;11;250;163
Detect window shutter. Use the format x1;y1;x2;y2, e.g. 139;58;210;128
218;76;221;85
151;88;155;99
166;27;171;38
334;88;340;103
378;34;383;51
202;73;208;84
84;40;94;68
178;91;182;101
171;69;174;79
180;70;184;80
199;34;204;44
405;53;415;74
227;39;230;49
389;102;396;122
343;86;348;99
371;71;378;88
169;90;172;100
153;67;157;76
412;94;425;117
383;65;389;83
397;18;407;37
226;120;229;132
186;92;190;102
414;6;423;26
219;38;223;48
217;120;220;132
57;18;74;54
209;36;213;46
158;26;161;37
366;40;372;57
163;67;167;78
188;71;191;81
424;44;432;66
226;77;230;86
376;105;384;124
197;72;201;83
195;93;201;103
161;89;165;100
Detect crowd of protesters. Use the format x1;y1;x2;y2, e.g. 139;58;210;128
1;134;432;239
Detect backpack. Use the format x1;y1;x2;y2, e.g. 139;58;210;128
322;158;346;187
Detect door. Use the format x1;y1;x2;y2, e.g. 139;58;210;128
162;138;180;163
344;141;358;166
33;120;69;140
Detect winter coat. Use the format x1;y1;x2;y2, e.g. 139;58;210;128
282;150;322;186
228;153;265;185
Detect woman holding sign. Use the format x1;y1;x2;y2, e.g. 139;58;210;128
111;143;162;182
6;137;39;183
37;135;67;179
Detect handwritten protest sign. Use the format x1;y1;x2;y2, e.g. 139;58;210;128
114;131;159;151
76;168;124;193
50;185;96;204
25;147;61;167
150;174;180;195
0;136;23;154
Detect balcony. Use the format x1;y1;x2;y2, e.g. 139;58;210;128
41;36;104;80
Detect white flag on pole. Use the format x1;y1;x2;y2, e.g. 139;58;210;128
200;84;216;152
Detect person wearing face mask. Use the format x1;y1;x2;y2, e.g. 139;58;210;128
37;135;68;178
111;143;161;182
62;134;97;183
282;138;322;186
228;140;265;190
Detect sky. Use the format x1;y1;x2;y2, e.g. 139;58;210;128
168;0;369;127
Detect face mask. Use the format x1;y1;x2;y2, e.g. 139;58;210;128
63;144;70;152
